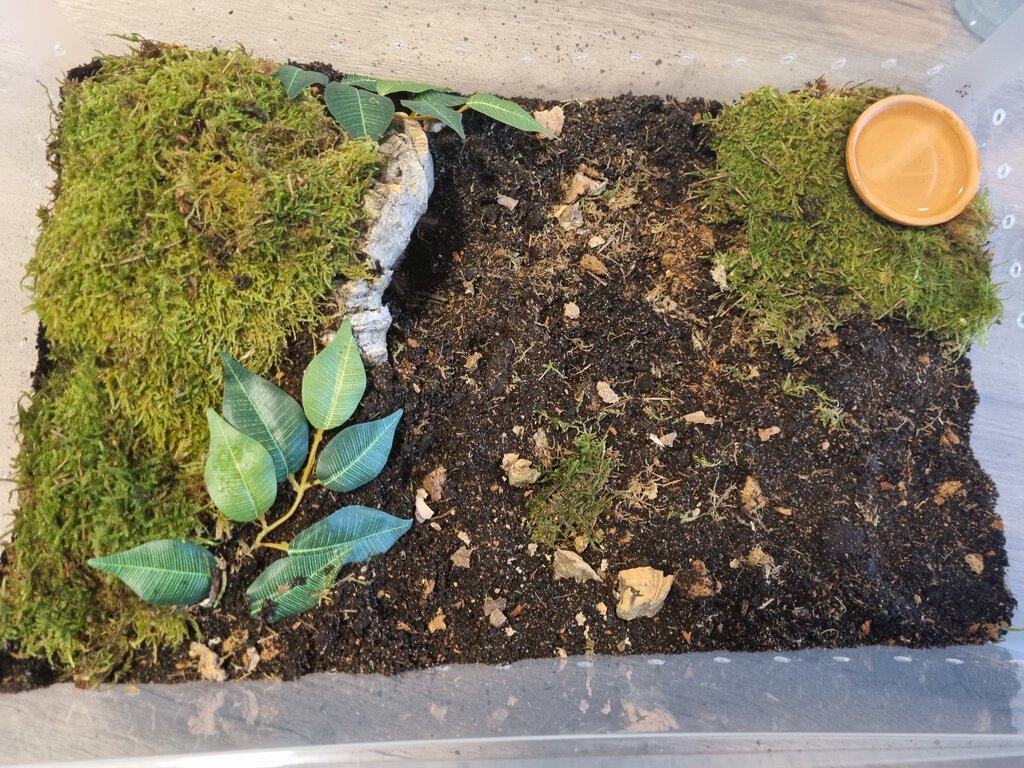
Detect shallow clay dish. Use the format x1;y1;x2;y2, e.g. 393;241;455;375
846;94;981;227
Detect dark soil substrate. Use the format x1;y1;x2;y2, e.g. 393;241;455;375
7;93;1015;688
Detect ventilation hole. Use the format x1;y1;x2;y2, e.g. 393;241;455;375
1011;261;1022;279
831;58;847;70
993;108;1007;126
780;53;797;65
881;57;898;69
1003;214;1017;229
997;164;1012;179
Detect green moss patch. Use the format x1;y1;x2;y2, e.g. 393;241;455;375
527;428;617;549
700;84;1001;357
29;42;378;458
1;356;200;676
3;42;378;681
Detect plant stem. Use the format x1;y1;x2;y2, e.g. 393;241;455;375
252;428;324;550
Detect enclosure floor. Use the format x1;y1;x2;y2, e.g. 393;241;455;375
0;3;1020;606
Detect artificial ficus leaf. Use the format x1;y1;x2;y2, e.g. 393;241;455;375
316;410;403;492
246;556;337;622
375;79;441;96
290;506;411;568
301;318;366;430
324;82;394;141
401;98;465;139
205;409;277;522
415;89;468;108
222;352;309;482
340;74;380;91
465;93;556;137
272;65;328;99
88;540;214;606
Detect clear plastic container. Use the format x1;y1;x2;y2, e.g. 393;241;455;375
1;2;1022;765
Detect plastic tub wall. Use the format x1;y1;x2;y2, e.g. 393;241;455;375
0;2;1022;765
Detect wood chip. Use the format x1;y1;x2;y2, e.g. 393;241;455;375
730;545;775;570
564;171;608;203
615;567;673;620
501;453;541;487
484;597;508;627
554;202;584;230
463;352;482;371
588;234;606;248
242;647;260;673
533;428;553;465
580;253;610;277
415;489;435;523
940;429;961;446
428;610;447;633
563;301;580;320
684;410;716;425
758;426;781;442
552;549;604;583
934;480;964;505
596;381;620;404
450;545;474;568
189;642;227;682
741;475;767;515
533;105;565;136
710;263;728;290
649;432;677;449
422;465;448;501
965;553;985;576
496;194;519;210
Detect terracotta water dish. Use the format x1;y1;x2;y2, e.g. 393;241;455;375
846;94;981;226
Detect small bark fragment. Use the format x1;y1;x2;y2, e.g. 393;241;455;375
501;453;540;487
615;567;673;620
741;476;767;515
553;549;604;583
596;381;620;404
684;410;716;425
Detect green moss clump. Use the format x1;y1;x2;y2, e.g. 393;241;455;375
527;429;617;549
3;42;378;682
700;85;1001;356
29;42;379;459
1;356;200;677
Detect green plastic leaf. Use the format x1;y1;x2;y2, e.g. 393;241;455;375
301;318;366;430
465;93;555;137
272;65;328;99
291;506;412;567
401;99;465;139
340;74;380;91
246;556;338;622
88;540;214;606
415;90;468;108
324;82;395;141
376;79;440;96
316;410;403;492
222;352;309;482
205;409;277;522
